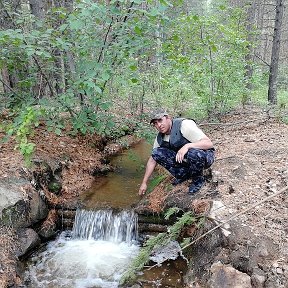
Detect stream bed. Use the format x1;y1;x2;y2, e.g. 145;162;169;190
24;141;186;287
81;140;151;209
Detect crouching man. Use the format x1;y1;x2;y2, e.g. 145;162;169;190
139;111;215;196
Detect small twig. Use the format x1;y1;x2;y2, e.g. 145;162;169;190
215;156;236;161
199;117;268;127
181;185;288;251
97;19;113;64
145;263;159;270
254;53;270;67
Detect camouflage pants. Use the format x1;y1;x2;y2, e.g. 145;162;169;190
151;147;215;180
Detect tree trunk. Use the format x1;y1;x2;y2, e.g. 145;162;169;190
0;0;22;93
29;0;46;19
268;0;284;104
243;1;257;103
53;0;75;94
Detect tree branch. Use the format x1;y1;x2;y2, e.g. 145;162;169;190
97;20;114;64
0;78;17;95
254;53;270;66
182;185;288;251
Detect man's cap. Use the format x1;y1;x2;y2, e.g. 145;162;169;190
150;110;169;124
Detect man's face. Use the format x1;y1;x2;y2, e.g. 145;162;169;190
152;116;171;134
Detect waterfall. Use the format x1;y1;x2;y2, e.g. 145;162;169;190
72;209;138;244
25;209;140;287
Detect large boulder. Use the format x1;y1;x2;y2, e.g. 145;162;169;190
208;262;252;288
0;178;48;228
16;228;41;257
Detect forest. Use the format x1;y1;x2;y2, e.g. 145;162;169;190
0;1;288;287
0;0;287;160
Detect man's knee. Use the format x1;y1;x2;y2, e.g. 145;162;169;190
152;147;175;159
186;148;208;172
186;148;206;162
152;147;177;168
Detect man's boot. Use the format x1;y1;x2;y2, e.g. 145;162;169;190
188;175;205;194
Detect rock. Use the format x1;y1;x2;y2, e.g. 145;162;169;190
0;178;48;228
29;189;49;225
209;200;231;237
48;180;62;194
16;228;41;257
251;268;266;288
127;284;141;288
283;265;288;278
183;220;224;284
0;178;27;227
150;240;185;265
191;199;211;214
0;226;20;287
37;209;58;239
257;242;269;257
208;261;252;288
229;253;252;274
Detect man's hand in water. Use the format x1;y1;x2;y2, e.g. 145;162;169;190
138;183;147;196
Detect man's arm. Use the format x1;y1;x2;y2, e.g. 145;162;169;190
138;156;157;196
176;136;213;163
187;136;213;150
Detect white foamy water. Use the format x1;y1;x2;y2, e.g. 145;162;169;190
25;210;139;288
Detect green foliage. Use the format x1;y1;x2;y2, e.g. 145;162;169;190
120;233;167;285
5;106;43;165
0;0;175;149
104;2;259;122
159;5;250;115
164;207;181;220
2;0;286;158
120;209;204;285
168;211;196;239
146;174;167;193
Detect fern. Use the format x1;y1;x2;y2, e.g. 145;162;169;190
168;211;196;239
164;207;181;220
146;174;167;193
120;233;167;285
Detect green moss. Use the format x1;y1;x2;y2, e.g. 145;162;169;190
48;181;62;194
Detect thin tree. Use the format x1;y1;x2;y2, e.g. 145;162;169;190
268;0;284;104
244;1;257;103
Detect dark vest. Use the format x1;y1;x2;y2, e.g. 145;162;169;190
156;118;191;152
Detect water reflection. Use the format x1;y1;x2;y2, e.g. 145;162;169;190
81;141;151;209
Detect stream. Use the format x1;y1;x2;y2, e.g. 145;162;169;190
80;140;151;209
25;210;139;288
24;141;186;287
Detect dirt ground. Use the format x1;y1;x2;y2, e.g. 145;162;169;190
0;105;287;285
209;106;287;249
140;106;287;263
